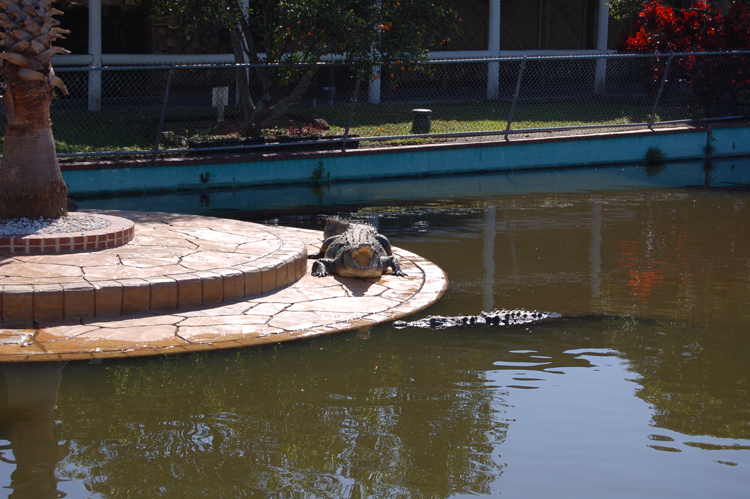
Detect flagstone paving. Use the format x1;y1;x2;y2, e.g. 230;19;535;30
0;213;447;362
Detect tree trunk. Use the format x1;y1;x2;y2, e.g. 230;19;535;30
228;3;320;137
230;30;255;127
247;69;318;134
0;68;67;220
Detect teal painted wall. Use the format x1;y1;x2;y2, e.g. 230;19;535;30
77;159;750;215
710;126;750;157
63;127;749;196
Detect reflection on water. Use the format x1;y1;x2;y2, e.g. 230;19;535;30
2;162;750;497
59;337;511;497
0;363;68;499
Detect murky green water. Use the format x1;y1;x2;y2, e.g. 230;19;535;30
2;161;750;498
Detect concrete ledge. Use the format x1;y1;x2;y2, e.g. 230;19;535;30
60;123;750;197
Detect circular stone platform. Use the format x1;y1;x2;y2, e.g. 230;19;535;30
0;211;307;323
0;212;447;362
0;213;135;254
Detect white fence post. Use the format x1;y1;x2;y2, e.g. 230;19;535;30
87;0;102;111
594;2;610;94
368;66;381;104
486;0;501;100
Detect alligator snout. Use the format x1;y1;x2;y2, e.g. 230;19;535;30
344;245;379;270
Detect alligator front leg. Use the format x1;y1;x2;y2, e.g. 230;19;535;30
375;234;394;256
309;236;338;259
383;256;406;276
312;259;335;277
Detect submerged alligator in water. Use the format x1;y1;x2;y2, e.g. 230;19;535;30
393;309;565;329
310;217;406;278
393;308;645;329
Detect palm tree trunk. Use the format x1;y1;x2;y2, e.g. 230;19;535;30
0;71;67;220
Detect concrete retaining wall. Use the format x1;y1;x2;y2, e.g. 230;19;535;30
62;124;750;196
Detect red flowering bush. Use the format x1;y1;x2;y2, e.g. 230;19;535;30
618;0;750;53
618;1;750;115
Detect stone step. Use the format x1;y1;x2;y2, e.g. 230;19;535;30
0;211;307;324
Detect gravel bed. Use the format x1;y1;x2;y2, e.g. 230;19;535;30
0;214;111;235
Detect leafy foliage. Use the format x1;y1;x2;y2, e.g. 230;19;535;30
617;1;750;113
152;0;461;135
609;0;652;20
608;0;750;20
161;0;458;66
616;0;750;53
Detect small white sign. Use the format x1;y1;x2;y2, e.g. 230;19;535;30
212;87;229;107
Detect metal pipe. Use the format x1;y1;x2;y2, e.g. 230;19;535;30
649;54;674;128
51;49;750;69
56;65;177;72
52;50;750;72
152;64;175;164
505;57;527;141
342;78;362;152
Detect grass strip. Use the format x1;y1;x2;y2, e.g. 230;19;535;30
0;97;691;156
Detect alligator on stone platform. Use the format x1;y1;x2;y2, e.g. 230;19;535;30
393;309;565;329
310;217;406;278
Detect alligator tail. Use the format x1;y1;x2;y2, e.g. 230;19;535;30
393;309;564;330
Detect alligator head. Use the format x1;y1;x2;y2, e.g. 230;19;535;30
310;218;406;278
337;243;386;277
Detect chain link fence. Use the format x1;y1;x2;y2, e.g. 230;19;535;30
2;51;748;159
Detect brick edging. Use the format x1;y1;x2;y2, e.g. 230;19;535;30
0;214;135;254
